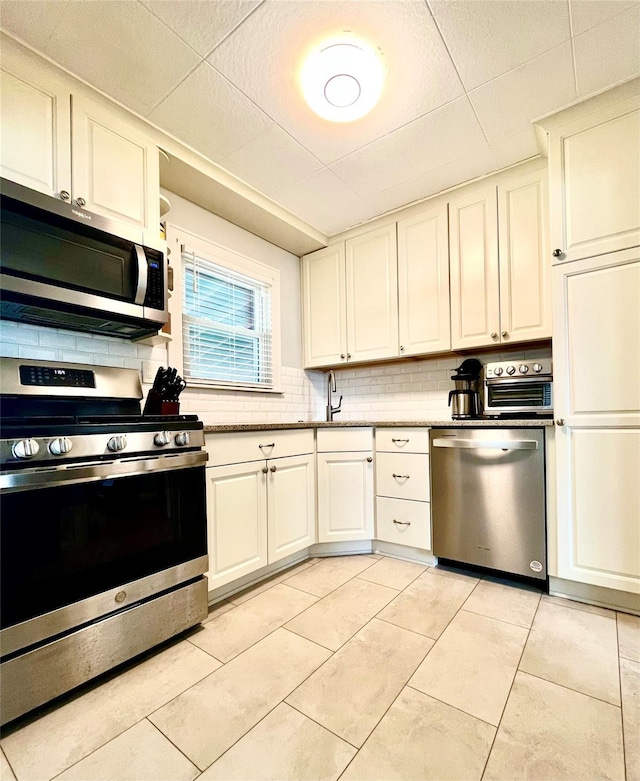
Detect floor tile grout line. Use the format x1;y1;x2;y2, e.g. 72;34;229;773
615;615;629;781
460;602;540;631
0;748;18;781
541;594;617;620
479;586;541;780
283;700;362;750
516;669;623;709
403;683;499;730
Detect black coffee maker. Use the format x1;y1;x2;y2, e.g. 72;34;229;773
448;359;483;419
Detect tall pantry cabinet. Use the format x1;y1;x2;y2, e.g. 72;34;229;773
540;79;640;597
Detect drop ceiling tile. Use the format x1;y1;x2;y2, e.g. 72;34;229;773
223;125;323;194
40;0;201;116
149;61;272;162
207;0;463;165
361;146;498;218
0;0;70;51
140;0;262;57
573;6;640;96
390;97;488;175
329;135;417;198
469;41;576;144
428;0;571;90
569;0;637;36
489;129;540;170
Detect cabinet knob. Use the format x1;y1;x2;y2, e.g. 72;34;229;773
366;456;373;462
270;465;277;472
552;249;564;258
347;353;351;359
556;418;565;426
399;345;405;352
59;190;70;201
262;466;268;473
340;353;345;359
501;330;509;338
490;332;498;339
75;197;86;207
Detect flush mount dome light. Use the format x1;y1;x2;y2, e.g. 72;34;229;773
300;37;385;122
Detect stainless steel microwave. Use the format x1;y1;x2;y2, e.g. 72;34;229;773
0;178;167;339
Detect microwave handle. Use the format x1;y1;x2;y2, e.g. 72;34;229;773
134;244;148;305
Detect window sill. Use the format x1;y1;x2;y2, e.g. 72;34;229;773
184;381;284;395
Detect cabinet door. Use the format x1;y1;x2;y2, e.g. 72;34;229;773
449;185;500;350
205;462;268;590
553;250;640;594
397;204;450;356
498;168;551;344
267;454;316;563
317;452;374;542
302;244;347;368
0;64;71;199
550;109;640;263
345;225;399;362
72;96;159;233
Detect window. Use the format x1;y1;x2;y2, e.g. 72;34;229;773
176;239;280;391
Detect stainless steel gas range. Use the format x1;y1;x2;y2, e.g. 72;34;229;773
0;358;208;725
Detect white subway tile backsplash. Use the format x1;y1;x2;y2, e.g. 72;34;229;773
19;346;57;360
38;330;77;348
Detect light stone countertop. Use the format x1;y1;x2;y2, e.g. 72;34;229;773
203;419;555;433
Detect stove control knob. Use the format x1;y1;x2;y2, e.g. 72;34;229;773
493;367;504;376
154;431;171;447
12;438;40;459
174;431;190;447
533;363;543;373
107;435;127;452
49;437;73;456
506;365;516;375
519;364;529;374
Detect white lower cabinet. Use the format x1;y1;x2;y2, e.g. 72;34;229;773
375;428;431;551
316;428;374;543
205;431;316;591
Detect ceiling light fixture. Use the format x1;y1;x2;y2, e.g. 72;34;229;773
300;36;385;123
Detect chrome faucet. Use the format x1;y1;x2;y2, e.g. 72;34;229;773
326;370;342;421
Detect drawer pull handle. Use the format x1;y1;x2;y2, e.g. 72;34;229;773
259;443;275;449
393;519;411;526
392;473;410;479
391;438;409;443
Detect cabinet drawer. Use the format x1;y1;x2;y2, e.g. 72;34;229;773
317;427;373;452
376;452;430;501
376;497;431;550
206;429;314;467
376;428;430;453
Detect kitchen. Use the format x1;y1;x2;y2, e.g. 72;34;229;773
0;1;639;779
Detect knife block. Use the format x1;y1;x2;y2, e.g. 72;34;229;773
143;389;180;416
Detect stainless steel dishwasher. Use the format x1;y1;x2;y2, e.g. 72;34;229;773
430;427;546;580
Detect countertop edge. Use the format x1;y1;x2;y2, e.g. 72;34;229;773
203;419;555;433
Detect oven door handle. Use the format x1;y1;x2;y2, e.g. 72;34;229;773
0;451;207;493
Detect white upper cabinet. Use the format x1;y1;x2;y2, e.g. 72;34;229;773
302;243;347;368
449;164;550;350
449;184;500;350
0;64;71;199
547;107;640;263
345;224;398;363
397;202;451;356
72;96;159;234
0;52;159;236
498;167;551;344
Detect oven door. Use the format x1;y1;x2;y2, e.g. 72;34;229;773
0;451;207;656
484;378;553;415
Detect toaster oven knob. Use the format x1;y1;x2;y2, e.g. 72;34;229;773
154;431;171;446
519;364;529;374
493;367;503;376
107;435;127;452
506;365;516;375
12;438;40;459
175;431;190;447
533;363;543;373
49;437;73;456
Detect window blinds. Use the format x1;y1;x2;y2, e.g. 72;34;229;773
182;249;273;388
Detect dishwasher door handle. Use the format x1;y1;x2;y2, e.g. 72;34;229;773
432;438;538;450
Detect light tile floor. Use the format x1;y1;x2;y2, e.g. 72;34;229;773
1;554;639;781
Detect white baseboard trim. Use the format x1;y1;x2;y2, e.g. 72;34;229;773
549;576;640;615
207;550;311;604
309;540;374;557
372;540;436;566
